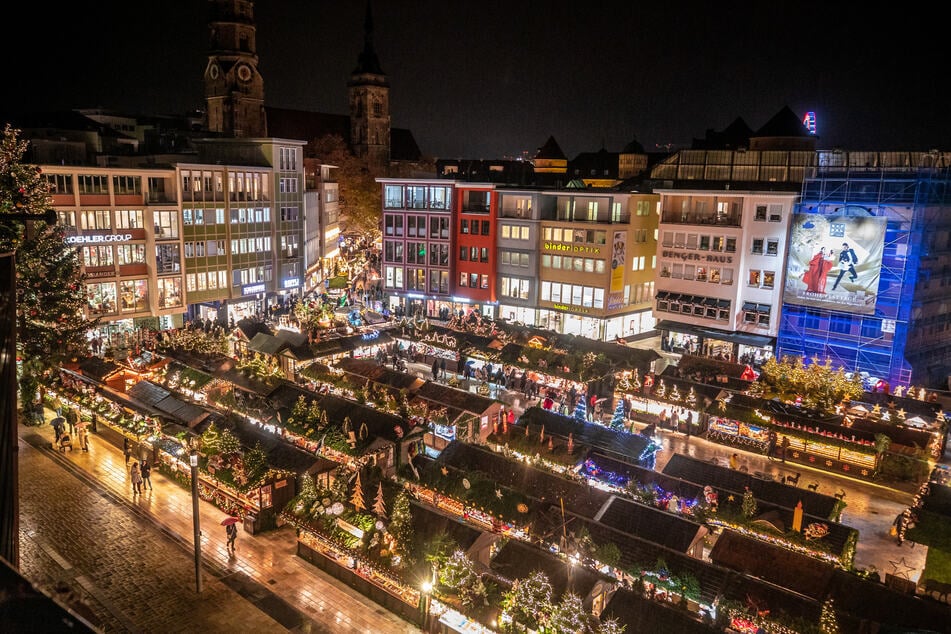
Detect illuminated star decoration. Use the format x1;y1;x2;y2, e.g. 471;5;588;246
727;495;735;503
440;467;449;476
888;557;916;579
496;488;503;499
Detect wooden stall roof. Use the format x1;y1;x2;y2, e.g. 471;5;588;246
127;381;209;427
408;502;484;569
233;318;272;343
517;407;650;465
268;382;409;444
586;452;707;502
223;418;321;475
247;332;288;356
274;329;316;361
489;539;609;604
434;441;611;518
312;330;394;359
596;496;706;554
921;482;951;517
77;356;123;382
214;366;281;397
662;454;841;519
413;381;500;416
716;573;825;627
600;587;715;634
826;567;951;632
334;357;424;392
709;530;835;600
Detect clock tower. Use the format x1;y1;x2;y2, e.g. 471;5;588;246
204;0;267;138
348;1;390;172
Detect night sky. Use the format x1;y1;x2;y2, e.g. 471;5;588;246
6;1;948;159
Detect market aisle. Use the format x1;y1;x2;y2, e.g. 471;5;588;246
26;410;420;634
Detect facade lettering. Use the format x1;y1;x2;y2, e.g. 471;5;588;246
661;249;733;263
66;234;134;244
543;242;602;254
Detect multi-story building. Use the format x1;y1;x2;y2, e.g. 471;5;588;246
496;189;543;324
452;184;497;318
777;150;951;389
535;189;658;340
379;179;454;317
650;141;812;362
303;159;340;290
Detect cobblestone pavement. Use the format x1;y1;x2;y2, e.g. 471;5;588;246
18;418;420;634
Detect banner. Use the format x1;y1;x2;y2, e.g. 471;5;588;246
610;230;626;293
783;214;886;314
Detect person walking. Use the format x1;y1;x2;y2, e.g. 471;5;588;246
780;436;791;463
226;522;238;553
130;461;143;495
729;453;740;470
440;358;447;380
52;417;65;444
431;359;439;381
77;425;89;452
140;460;153;490
123;437;132;465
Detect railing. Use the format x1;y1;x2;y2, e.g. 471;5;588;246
660;213;742;227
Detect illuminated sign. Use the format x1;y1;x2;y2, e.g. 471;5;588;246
335;518;365;539
406;293;425;299
543;242;602;254
451;296;470;303
661;249;733;263
66;234;133;244
242;284;266;296
282;278;300;289
784;214;886;315
802;111;817;135
551;304;590;314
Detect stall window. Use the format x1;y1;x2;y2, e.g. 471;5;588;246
259;484;273;509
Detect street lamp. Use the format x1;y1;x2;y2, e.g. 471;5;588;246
189;449;202;593
420;580;432;631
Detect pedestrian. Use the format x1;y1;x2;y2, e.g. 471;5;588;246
52;417;65;444
226;521;238;553
432;359;439;381
141;460;153;490
766;431;777;461
780;436;790;463
440;358;447;380
507;409;515;426
729;453;739;470
123;437;132;465
130;461;143;494
78;426;89;452
685;411;693;438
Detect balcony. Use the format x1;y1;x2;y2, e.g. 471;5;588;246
461;203;491;214
660;212;741;227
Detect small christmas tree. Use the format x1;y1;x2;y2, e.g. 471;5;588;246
331;469;349;502
573;397;587;423
218;428;241;455
741;487;757;518
297;472;317;502
388;491;413;560
610;399;626;431
632;368;641;391
687;387;697;408
373;482;387;518
655;380;667;398
819;597;840;633
351;471;366;511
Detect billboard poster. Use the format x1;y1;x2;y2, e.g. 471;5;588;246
784;214;886;314
610;230;626;293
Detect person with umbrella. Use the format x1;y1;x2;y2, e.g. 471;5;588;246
222;517;239;553
51;416;65;444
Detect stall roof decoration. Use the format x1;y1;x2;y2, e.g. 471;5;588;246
268;382;412;445
77;356;123;382
662;454;841;520
597;496;706;554
215;366;282;397
517;407;650;465
224;418;322;476
849;415;937;450
728;393;843;427
650;372;724;403
127;380;209;428
402;323;498;353
716;573;826;628
489;539;609;606
247;329;318;362
407;501;484;572
860;390;944;420
585;452;706;502
710;531;951;632
600;587;717;634
435;441;612;518
312;330;394;358
334;357;425;392
413;381;501;417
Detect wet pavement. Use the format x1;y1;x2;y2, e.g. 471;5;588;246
19;413;420;634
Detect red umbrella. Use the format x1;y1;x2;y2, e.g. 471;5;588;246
220;517;240;526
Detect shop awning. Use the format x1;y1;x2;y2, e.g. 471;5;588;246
656;291;669;300
655;320;775;348
742;301;757;312
717;299;731;309
757;303;772;314
703;298;718;306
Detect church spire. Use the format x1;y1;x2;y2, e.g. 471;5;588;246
353;0;384;75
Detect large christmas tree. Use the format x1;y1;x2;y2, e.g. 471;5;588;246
572;397;587;424
0;125;96;407
609;399;626;431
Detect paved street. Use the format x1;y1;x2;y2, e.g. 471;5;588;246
18;416;420;634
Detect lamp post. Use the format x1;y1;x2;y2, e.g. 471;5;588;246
189;449;202;593
420;579;432;632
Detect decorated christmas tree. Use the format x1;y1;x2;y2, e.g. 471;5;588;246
610;399;626;431
388;491;413;560
351;471;366;511
1;125;97;406
373;482;387;518
742;487;757;518
297;472;317;502
573;397;587;423
819;597;840;633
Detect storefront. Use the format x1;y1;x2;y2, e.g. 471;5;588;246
655;319;774;364
497;303;537;326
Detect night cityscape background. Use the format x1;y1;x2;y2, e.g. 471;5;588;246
2;1;951;633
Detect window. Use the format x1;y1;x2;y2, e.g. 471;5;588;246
157;278;183;308
481;221;491;235
113;175;141;195
461;219;469;234
384;266;404;288
699;235;710;250
154;210;179;239
384;215;403;236
279;147;298;171
586;201;598;220
751;238;764;254
45;173;73;194
725;238;737;253
768;204;783;222
429;186;451;209
281;234;299;258
82;245;113;267
406;242;426;264
459;246;468;261
469;273;479;288
407;215;425;237
280;207;299;222
116;244;146;265
754;205;767;221
711;236;725;251
79;210;111;230
480;274;489;289
480;247;489;262
156;244;181;273
721;268;734;285
766;239;779;256
278;178;298;193
749;269;761;286
384;185;403;208
78;175;108;194
501;277;529;299
762;271;775;289
86;281;117;314
611;202;622;222
406;186;426;209
459;272;468;287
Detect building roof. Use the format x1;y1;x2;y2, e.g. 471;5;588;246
691;116;754;150
601;587;714;633
754;105;812;138
597;496;707;553
517;406;652;465
412;381;500;416
127;380;209;427
489;539;609;604
535;136;567;160
334;356;423;392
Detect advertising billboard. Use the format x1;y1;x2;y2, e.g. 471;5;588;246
784;214;886;314
610;230;626;293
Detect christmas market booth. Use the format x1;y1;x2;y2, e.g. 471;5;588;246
243;329;319;380
331;356;426;397
392;323;500;377
599;587;720;634
311;328;395;364
409;381;502;445
620;372;723;436
267;382;425;478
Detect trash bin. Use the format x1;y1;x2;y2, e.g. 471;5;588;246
243;514;257;535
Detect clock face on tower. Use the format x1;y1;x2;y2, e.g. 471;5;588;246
237;64;252;82
209;64;220;80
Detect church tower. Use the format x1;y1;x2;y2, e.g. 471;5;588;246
348;1;391;171
204;0;267;138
